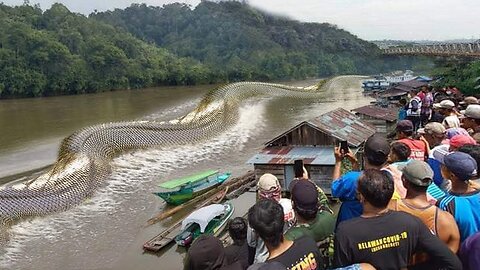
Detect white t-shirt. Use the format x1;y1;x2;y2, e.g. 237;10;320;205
443;115;460;129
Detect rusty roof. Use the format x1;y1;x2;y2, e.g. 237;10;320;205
306;108;376;147
398;80;428;89
247;146;336;165
393;85;415;92
379;89;409;98
352;105;398;122
266;108;376;148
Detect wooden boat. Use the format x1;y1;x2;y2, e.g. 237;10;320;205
154;170;231;205
174;202;234;247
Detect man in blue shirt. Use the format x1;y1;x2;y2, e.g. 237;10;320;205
331;134;391;227
436;151;480;241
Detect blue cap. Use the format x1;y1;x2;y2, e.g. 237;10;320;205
443;152;477;181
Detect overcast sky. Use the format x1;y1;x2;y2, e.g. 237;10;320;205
2;0;479;40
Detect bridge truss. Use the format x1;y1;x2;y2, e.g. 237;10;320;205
382;42;480;57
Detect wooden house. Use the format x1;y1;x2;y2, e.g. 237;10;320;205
352;105;398;135
247;108;376;194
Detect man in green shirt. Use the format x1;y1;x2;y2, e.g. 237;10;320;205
285;180;335;244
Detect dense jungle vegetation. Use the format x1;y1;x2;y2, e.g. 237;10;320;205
0;1;426;98
431;59;480;95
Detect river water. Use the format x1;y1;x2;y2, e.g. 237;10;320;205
0;77;373;270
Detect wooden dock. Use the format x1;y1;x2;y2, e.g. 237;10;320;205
143;172;255;252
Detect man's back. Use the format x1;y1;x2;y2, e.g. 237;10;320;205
334;211;459;270
268;236;323;270
285;211;335;243
332;171;363;225
397;138;427;161
390;199;460;255
438;189;480;241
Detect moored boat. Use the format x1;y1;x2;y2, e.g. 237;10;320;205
174;202;234;247
154;170;231;205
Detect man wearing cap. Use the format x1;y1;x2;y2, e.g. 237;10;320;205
418;122;446;150
433;100;460;129
396;120;428;161
389;160;460;261
449;134;477;151
417;122;450;199
285;180;335;247
332;134;391;226
459;96;478;110
333;169;461;270
436;151;480;241
247;173;296;263
461;104;480;138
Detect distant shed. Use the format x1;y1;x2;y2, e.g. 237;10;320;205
397;80;428;90
248;108;376;194
352;105;398;134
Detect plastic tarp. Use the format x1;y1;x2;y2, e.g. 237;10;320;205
181;204;226;232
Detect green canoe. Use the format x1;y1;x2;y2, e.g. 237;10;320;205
154;170;231;205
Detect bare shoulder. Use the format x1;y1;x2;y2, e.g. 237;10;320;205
437;208;456;226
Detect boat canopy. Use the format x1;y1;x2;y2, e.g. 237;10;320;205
159;170;218;189
181;204;227;232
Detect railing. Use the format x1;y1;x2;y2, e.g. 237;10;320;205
382;42;480;57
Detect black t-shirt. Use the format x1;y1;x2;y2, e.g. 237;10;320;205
333;211;461;270
268;236;323;270
225;242;249;270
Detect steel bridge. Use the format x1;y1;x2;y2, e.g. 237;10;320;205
382;41;480;57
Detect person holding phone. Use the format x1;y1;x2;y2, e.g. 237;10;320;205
331;134;391;227
289;160;331;213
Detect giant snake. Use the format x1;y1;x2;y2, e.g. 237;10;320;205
0;76;359;231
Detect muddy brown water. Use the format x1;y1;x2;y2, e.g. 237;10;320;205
0;78;372;270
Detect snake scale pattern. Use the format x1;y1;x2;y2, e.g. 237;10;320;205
0;77;355;230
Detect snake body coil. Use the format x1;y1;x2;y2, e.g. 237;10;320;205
0;78;350;226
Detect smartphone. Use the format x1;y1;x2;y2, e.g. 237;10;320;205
293;159;304;178
340;140;349;154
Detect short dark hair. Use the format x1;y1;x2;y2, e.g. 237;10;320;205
358;169;394;208
248;199;284;248
391;142;411;161
458;144;480;176
404;180;428;193
228;217;247;245
399;99;407;106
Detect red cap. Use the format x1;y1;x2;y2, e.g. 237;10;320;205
450;134;477;149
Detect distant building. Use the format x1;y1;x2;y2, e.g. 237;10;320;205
248;108;376;194
352;105;397;135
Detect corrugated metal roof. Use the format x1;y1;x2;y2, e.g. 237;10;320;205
379;89;409;98
247;146;336;165
398;80;428;89
393;85;414;92
352;105;398;122
306;108;376;147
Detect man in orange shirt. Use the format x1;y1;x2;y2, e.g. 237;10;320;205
389;160;460;260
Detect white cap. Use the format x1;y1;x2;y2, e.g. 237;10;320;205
433;100;455;109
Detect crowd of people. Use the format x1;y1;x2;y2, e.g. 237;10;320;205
183;87;480;270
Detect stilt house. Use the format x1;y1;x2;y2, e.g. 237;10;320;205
247;108;376;194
